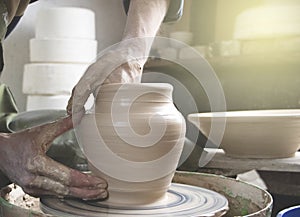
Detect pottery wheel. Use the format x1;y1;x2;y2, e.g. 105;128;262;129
40;183;229;217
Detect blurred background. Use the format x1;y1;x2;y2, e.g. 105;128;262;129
1;0;299;112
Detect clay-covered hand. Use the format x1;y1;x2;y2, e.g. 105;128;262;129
0;115;108;200
67;41;146;115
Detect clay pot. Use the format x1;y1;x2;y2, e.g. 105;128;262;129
77;83;186;205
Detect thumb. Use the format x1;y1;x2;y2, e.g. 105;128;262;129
30;115;74;152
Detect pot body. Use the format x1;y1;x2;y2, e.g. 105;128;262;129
77;83;186;205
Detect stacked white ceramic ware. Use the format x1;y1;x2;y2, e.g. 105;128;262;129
23;7;97;110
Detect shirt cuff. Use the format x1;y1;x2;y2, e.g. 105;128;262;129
123;0;184;23
164;0;184;22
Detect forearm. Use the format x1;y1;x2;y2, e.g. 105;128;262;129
121;0;169;65
122;0;170;39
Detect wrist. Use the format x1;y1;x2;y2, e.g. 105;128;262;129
122;0;169;39
121;0;169;62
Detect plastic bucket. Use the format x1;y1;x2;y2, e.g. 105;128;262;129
277;205;300;217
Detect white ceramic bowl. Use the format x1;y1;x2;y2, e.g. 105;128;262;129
188;109;300;158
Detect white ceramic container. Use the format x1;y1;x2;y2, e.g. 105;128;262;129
22;63;88;95
35;7;96;40
188;110;300;158
30;38;97;63
77;83;186;205
26;95;70;111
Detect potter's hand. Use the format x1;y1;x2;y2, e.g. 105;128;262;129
67;40;145;115
0;115;108;200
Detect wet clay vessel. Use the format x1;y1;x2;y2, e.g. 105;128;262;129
77;83;186;205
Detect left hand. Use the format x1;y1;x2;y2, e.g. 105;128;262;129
0;115;108;200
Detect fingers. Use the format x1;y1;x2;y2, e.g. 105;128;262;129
25;176;107;200
69;169;107;189
26;156;108;200
67;88;86;118
26;176;68;196
70;186;108;200
69;83;92;115
67;88;75;115
27;155;70;184
68;55;115;114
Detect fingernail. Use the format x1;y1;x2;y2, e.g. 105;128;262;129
82;190;108;201
100;190;108;199
97;182;107;189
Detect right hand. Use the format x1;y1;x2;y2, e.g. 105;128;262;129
67;38;149;116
